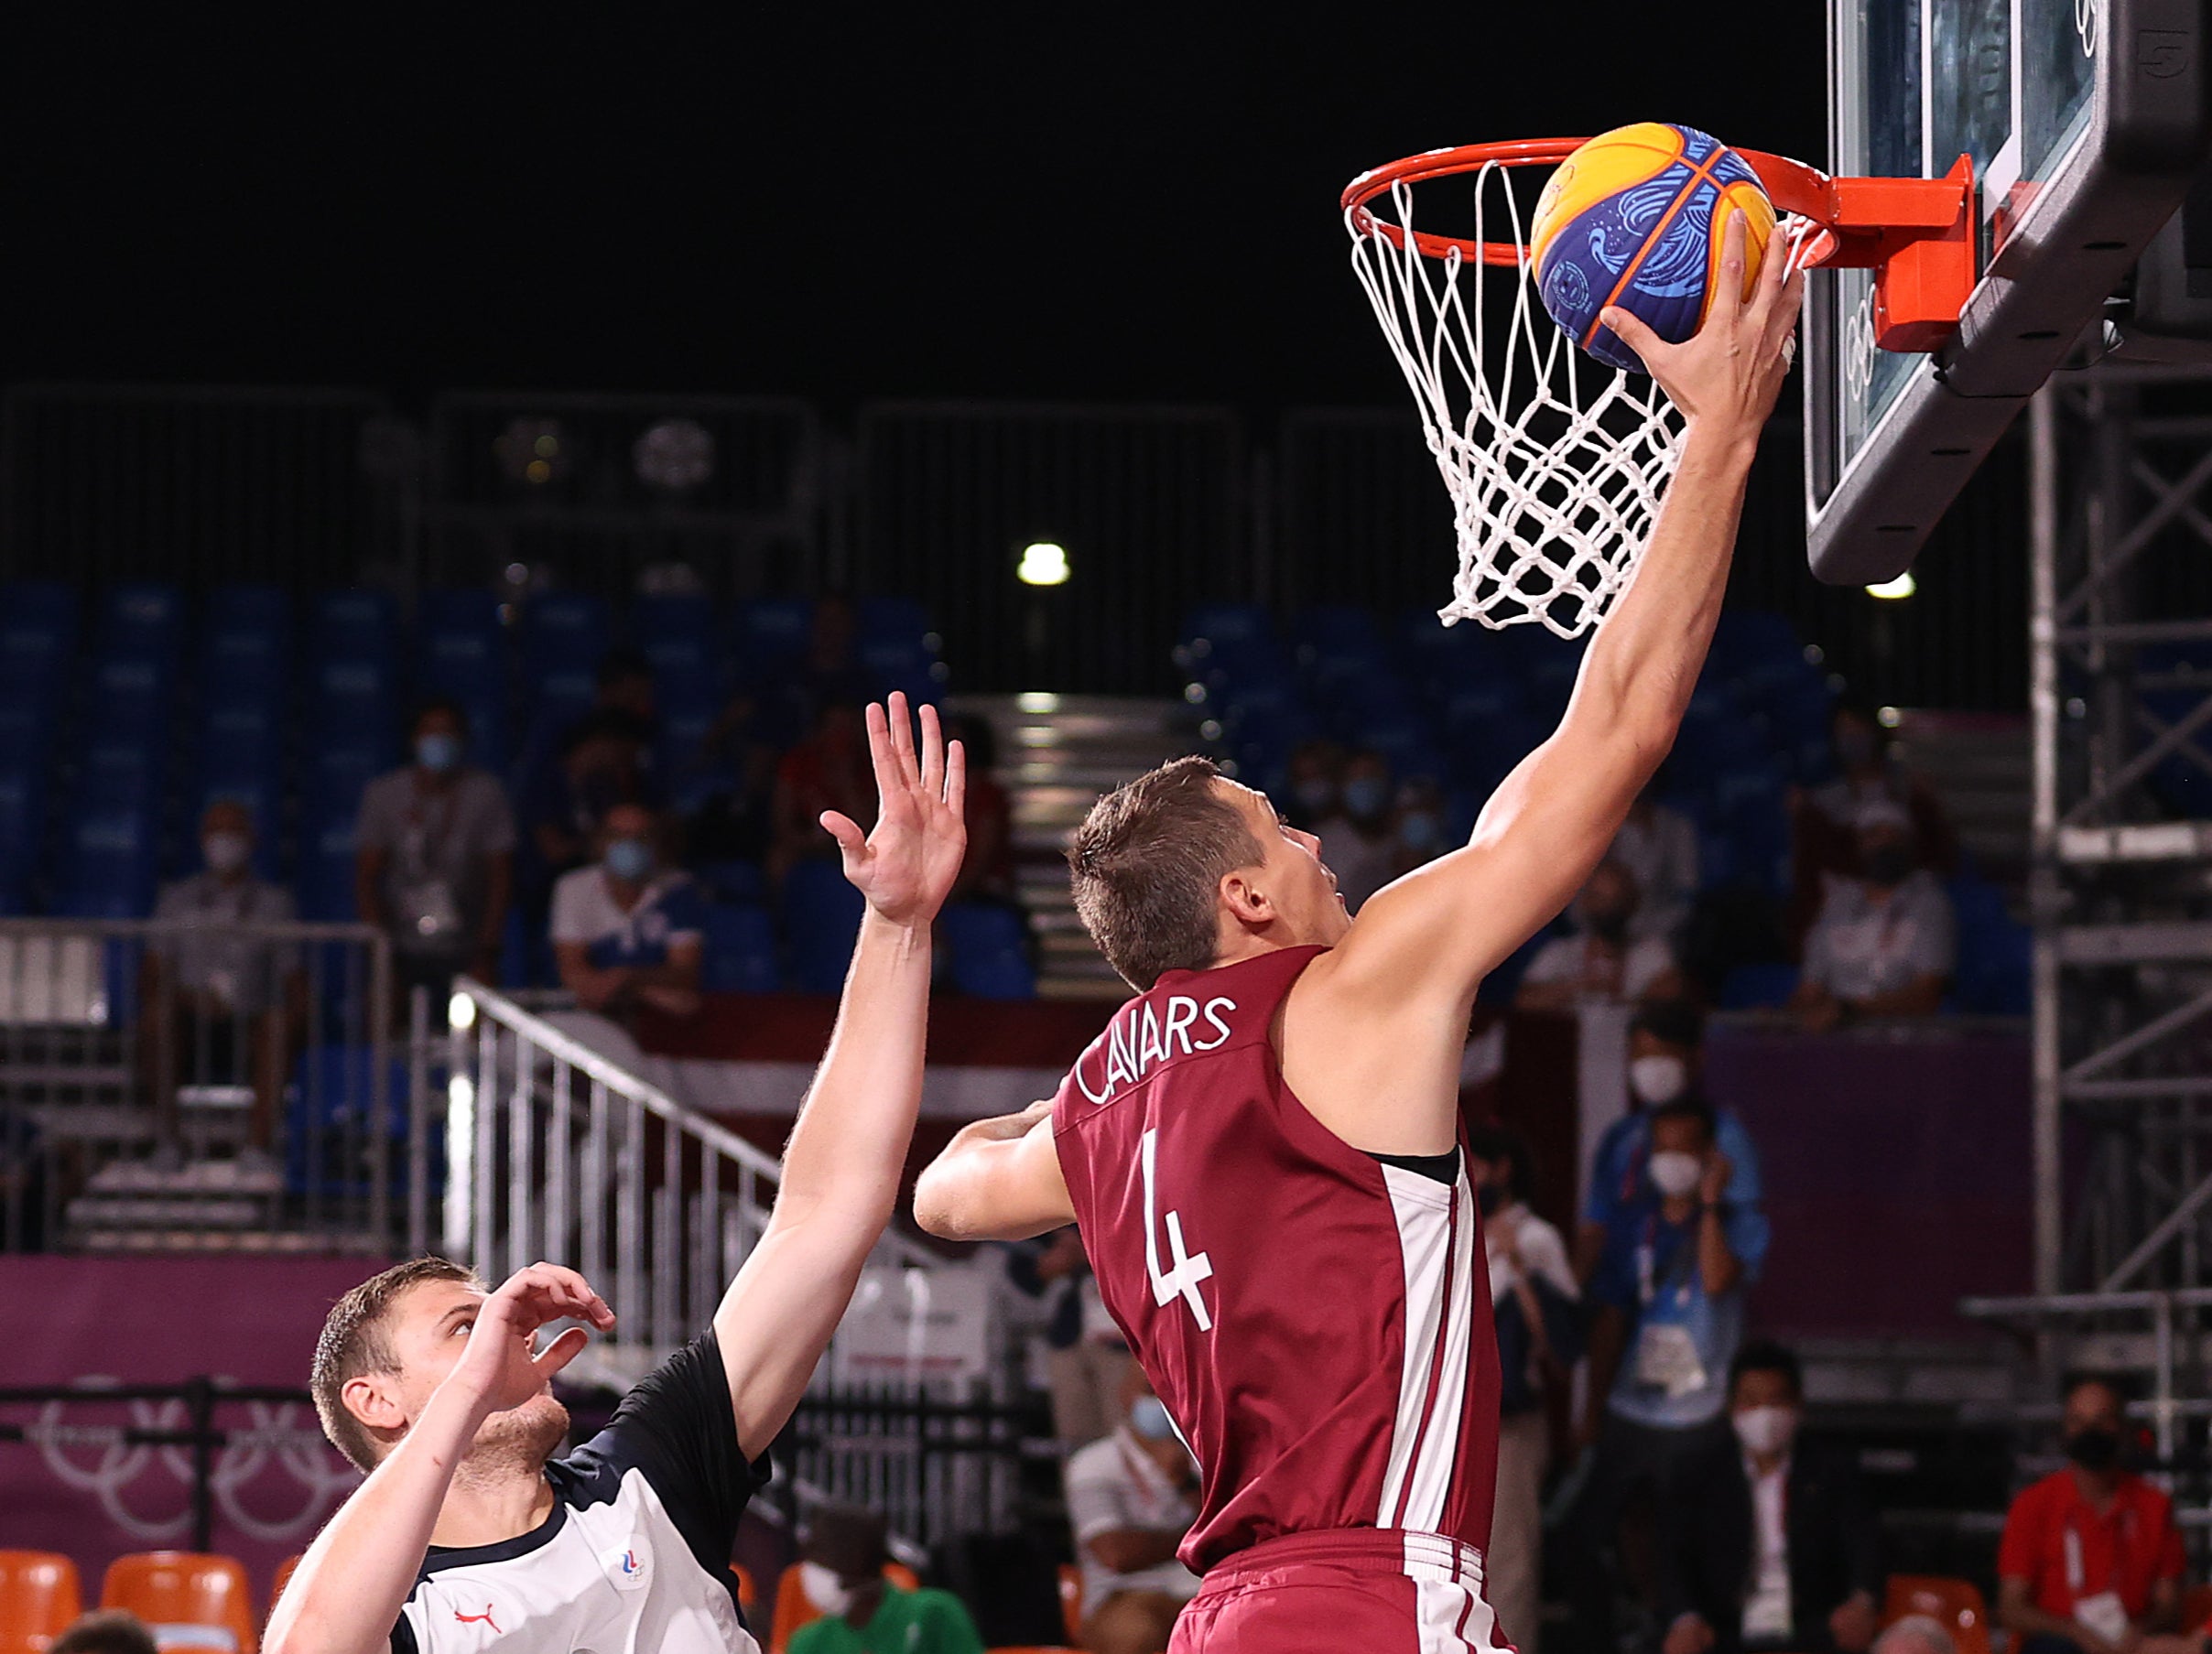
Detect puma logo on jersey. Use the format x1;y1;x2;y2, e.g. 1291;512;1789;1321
1075;995;1237;1104
454;1605;502;1632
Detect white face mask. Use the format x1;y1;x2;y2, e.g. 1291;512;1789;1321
1648;1150;1705;1199
1732;1403;1800;1458
202;832;252;875
799;1561;854;1616
1629;1054;1688;1107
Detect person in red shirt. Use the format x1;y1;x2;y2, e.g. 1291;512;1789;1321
911;217;1805;1654
1997;1376;2187;1654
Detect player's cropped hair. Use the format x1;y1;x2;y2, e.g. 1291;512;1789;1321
1729;1337;1804;1398
1068;756;1265;990
311;1255;483;1472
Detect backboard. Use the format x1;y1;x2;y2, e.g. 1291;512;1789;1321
1804;0;2209;583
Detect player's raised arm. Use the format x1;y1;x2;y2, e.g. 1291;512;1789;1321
712;693;966;1458
1317;211;1802;1017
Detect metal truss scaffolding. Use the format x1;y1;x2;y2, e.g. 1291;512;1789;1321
2027;367;2212;1303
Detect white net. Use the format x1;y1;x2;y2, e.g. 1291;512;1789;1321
1347;160;1686;639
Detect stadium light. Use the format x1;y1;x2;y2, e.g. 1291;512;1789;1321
449;992;476;1031
1865;571;1917;600
1017;542;1070;586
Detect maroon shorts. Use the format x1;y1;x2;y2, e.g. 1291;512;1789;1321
1170;1529;1511;1654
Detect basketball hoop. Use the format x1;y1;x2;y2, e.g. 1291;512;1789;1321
1343;138;1973;637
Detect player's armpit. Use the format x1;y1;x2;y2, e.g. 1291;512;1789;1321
914;1108;1075;1242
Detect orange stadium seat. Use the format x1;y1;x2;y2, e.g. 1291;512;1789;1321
102;1551;256;1654
266;1555;301;1627
731;1562;759;1614
1057;1563;1085;1647
1883;1575;1992;1654
0;1551;83;1654
769;1562;926;1654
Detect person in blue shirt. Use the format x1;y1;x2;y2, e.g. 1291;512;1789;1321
1568;1094;1771;1654
549;803;708;1022
1577;998;1764;1281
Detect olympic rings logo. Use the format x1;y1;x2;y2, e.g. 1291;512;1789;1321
25;1383;359;1543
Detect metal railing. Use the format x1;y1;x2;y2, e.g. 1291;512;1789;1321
0;917;396;1253
441;980;1036;1542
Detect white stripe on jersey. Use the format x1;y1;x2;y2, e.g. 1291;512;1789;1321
1376;1166;1478;1531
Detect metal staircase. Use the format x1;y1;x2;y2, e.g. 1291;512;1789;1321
947;693;1191;1002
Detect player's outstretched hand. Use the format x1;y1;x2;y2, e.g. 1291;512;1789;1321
821;691;968;929
448;1261;615;1417
1602;207;1804;438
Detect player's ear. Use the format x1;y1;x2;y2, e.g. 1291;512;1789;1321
342;1373;408;1435
1219;867;1273;927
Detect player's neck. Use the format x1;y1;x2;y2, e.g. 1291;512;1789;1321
433;1461;557;1548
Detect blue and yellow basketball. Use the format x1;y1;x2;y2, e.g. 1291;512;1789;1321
1528;123;1775;374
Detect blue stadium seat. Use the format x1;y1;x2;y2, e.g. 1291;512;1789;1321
98;583;186;665
700;904;781;993
422;587;504;636
2;580;76;633
60;807;157;917
420;626;505;699
206;582;290;633
198;701;285;776
858;596;932;643
0;585;78;708
312;589;399;664
298;815;361;923
85;656;172;743
285;1046;421;1199
309;657;398;743
0;769;44;913
306;745;383;826
201;623;289;696
734;598;813;678
523;592;611;676
780;859;866;994
634;590;718;646
860;634;934;682
0;705;49;772
77;739;166;815
643;635;720;710
939;903;1036;1000
1719;961;1801;1010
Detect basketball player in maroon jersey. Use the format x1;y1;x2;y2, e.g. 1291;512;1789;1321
915;215;1802;1653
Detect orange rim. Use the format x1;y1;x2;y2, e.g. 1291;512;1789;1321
1341;138;1842;268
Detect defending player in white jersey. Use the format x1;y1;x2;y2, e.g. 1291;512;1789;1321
267;694;963;1654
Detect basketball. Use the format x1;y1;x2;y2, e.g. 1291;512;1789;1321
1528;122;1776;374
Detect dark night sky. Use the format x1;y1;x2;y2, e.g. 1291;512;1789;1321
4;6;1828;413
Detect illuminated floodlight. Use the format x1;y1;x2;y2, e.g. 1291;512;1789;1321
1865;571;1917;600
1017;543;1070;586
449;992;476;1031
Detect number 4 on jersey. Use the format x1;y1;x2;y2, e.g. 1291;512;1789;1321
1141;1128;1214;1331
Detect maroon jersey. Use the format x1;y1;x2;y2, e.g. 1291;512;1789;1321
1051;946;1501;1575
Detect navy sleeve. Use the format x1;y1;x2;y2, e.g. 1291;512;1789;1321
555;1330;770;1576
390;1619;417;1654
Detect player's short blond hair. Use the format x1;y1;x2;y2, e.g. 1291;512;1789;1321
310;1255;482;1472
1068;757;1264;990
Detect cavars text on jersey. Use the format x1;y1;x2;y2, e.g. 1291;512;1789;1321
1074;995;1237;1104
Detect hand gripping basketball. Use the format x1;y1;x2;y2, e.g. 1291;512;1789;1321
1599;209;1804;436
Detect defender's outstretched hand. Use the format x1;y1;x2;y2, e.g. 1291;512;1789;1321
820;692;967;928
1603;207;1804;438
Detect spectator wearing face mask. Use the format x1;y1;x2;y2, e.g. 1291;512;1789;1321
1789;798;1955;1032
1517;859;1686;1012
1576;1000;1765;1284
550;803;707;1022
1284;739;1347;830
355;698;515;1005
1791;703;1957;941
1311;748;1397;913
1997;1377;2185;1654
1610;777;1701;942
140;798;305;1170
1064;1367;1204;1654
1389;775;1453;880
1567;1098;1771;1654
526;705;659;903
1658;1341;1882;1654
1467;1123;1582;1654
786;1506;985;1654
